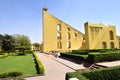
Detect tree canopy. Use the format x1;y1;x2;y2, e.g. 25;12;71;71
32;42;43;51
13;34;31;46
0;34;31;52
2;34;15;52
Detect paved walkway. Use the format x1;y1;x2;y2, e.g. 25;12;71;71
25;52;78;80
25;52;120;80
97;60;120;67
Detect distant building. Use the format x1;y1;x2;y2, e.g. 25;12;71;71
42;8;120;53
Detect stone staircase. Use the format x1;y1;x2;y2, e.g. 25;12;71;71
89;64;107;70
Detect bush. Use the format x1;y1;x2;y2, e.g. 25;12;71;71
66;66;120;80
8;71;22;77
72;50;89;55
0;71;22;78
66;72;88;80
0;51;5;55
87;49;103;52
60;52;88;61
25;50;34;54
0;53;8;59
85;49;114;53
16;46;31;55
33;53;44;74
87;52;120;63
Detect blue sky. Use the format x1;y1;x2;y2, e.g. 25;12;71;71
0;0;120;43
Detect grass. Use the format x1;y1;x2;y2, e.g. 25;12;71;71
0;54;37;76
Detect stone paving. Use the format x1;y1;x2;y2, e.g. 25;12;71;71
25;52;120;80
97;60;120;67
25;52;77;80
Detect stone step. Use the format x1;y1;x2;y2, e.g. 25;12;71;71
89;64;107;70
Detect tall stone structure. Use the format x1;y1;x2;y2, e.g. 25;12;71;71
85;22;119;50
43;8;84;53
42;8;120;53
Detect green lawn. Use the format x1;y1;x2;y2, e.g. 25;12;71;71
0;54;37;76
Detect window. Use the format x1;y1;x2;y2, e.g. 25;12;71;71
91;27;102;32
67;33;70;40
57;32;61;40
102;42;107;49
57;41;62;49
91;27;95;31
67;41;71;49
73;33;77;38
109;31;114;40
66;28;70;31
100;27;102;30
83;37;85;40
57;24;61;31
110;42;115;49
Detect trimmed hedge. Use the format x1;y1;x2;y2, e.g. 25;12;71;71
72;50;89;55
25;50;34;54
33;53;44;74
60;52;88;61
0;53;8;59
71;49;116;54
87;52;120;63
66;72;88;80
66;66;120;80
0;71;22;78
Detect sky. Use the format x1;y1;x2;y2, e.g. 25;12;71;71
0;0;120;43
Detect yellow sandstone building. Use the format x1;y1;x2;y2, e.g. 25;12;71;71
42;8;120;53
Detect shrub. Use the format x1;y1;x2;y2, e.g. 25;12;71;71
72;50;89;55
0;71;22;78
0;51;5;55
99;49;117;53
60;52;88;61
86;49;113;53
33;53;44;74
66;66;120;80
0;53;8;59
16;46;31;55
8;71;22;77
25;50;33;54
66;72;88;80
87;52;120;63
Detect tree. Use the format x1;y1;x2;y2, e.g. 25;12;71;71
32;43;41;51
2;34;15;52
40;42;43;50
16;46;31;55
0;34;3;51
13;34;31;46
0;34;3;45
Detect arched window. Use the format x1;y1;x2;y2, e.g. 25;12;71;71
67;41;71;49
57;24;61;31
57;32;61;40
110;42;115;49
66;28;70;31
73;33;77;38
102;42;107;49
67;33;70;40
57;41;62;49
109;31;114;40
